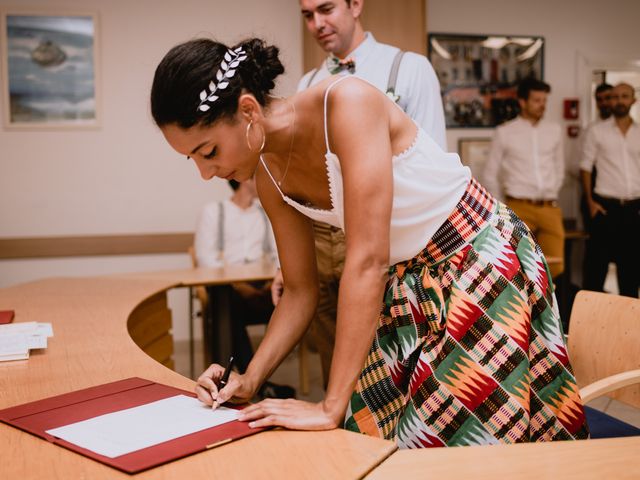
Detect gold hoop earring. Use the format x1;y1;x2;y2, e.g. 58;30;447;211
245;120;266;153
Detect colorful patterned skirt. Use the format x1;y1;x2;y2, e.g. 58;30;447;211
344;178;589;446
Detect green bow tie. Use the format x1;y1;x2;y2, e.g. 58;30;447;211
327;56;355;74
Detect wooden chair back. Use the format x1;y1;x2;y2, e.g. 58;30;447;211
567;290;640;408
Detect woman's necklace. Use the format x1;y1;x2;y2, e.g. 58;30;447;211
278;99;296;187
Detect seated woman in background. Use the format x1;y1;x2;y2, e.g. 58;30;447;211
150;37;588;447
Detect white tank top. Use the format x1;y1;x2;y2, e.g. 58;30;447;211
261;76;471;265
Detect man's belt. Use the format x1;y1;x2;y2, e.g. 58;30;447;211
594;194;640;207
506;196;558;207
311;220;342;233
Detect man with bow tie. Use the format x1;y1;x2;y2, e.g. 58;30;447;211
271;0;446;388
299;0;445;149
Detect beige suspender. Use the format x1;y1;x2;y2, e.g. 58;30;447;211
386;50;405;99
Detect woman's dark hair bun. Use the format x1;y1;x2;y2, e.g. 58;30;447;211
234;38;285;104
150;37;284;129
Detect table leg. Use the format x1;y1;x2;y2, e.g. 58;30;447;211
188;286;195;379
208;284;233;366
558;234;587;331
557;242;571;330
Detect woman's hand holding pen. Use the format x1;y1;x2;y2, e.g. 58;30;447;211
196;362;343;431
195;361;256;409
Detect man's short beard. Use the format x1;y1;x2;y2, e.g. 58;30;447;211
599;107;612;119
613;105;630;118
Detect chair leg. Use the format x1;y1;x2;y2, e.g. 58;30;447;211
201;299;212;370
298;337;310;396
188;287;195;379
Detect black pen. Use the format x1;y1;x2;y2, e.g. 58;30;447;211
219;356;234;389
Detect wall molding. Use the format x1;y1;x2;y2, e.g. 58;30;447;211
0;233;194;259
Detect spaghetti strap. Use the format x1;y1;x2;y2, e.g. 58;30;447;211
259;155;285;196
323;75;352;154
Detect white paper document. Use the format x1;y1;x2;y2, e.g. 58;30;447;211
0;322;52;361
0;333;30;361
0;321;53;337
46;395;239;458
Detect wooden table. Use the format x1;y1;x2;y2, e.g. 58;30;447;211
0;274;395;479
118;259;278;375
117;259;277;288
3;269;638;479
367;436;640;479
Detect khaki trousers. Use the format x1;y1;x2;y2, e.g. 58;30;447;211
311;220;345;388
506;199;565;278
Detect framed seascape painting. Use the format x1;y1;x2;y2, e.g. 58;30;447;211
428;33;544;128
0;10;100;129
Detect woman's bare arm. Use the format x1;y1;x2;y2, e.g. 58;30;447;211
239;79;401;429
200;161;320;407
323;79;395;418
243;164;320;387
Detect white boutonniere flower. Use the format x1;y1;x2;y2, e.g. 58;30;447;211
386;89;400;104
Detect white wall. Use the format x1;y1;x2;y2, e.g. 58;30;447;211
428;0;640;219
0;0;303;341
0;0;301;239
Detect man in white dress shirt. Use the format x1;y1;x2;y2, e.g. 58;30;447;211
195;179;276;269
271;0;447;388
580;83;613;232
484;78;565;278
580;82;640;298
298;0;446;149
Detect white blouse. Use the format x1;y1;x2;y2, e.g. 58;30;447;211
262;77;470;265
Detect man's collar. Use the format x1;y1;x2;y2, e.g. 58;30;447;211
230;196;258;211
345;32;376;65
604;116;618;129
611;115;637;131
328;32;377;68
517;115;542;127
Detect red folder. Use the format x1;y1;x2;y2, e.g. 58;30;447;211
0;377;266;474
0;310;15;324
